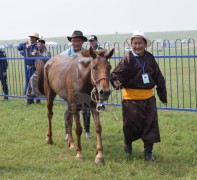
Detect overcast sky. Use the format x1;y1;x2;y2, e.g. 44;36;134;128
0;0;196;40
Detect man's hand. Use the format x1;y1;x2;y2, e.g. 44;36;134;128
32;49;37;56
114;80;122;90
26;44;30;49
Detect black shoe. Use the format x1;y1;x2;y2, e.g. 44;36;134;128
27;98;34;105
144;153;156;162
4;96;8;100
124;143;132;155
36;100;41;104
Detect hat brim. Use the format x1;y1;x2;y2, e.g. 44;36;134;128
67;36;87;42
126;37;151;47
29;35;40;39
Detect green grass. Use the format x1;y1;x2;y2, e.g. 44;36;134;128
0;98;197;179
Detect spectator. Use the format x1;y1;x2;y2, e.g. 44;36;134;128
0;49;8;100
26;39;51;104
88;35;103;50
60;30;92;139
17;32;39;103
110;30;167;162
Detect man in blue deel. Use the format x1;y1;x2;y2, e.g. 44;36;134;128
17;33;39;104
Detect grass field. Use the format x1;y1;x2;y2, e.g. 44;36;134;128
0;98;197;179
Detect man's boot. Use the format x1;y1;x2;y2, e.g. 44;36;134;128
27;96;34;105
144;143;156;162
124;138;132;155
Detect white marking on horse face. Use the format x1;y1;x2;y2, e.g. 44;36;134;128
78;63;82;71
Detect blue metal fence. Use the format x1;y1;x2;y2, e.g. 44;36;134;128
0;39;196;111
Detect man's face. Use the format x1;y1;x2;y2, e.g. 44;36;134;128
30;37;37;44
89;39;97;47
131;37;147;56
71;37;84;52
37;42;44;50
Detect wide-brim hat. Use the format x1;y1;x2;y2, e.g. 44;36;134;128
28;32;40;39
126;30;151;47
67;30;87;42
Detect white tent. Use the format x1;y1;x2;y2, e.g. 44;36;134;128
46;41;58;47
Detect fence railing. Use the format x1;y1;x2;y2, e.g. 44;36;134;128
0;39;196;112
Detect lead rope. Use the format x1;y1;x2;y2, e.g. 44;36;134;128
91;87;106;112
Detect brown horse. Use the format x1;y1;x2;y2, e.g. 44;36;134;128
37;47;114;164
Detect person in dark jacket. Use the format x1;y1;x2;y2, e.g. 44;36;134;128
0;49;8;100
88;35;103;51
110;30;167;162
17;32;39;104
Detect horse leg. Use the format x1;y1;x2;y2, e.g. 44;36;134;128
73;111;83;160
91;109;104;164
46;89;56;144
65;106;75;149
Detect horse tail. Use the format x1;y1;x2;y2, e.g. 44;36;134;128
37;60;46;95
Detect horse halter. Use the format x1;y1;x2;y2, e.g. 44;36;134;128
90;60;110;86
90;60;109;112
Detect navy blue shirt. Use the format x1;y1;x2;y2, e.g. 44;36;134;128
18;43;38;66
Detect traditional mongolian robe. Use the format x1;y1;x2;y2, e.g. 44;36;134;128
110;51;167;144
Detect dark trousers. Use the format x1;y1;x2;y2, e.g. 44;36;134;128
122;96;160;145
0;72;8;96
64;108;91;134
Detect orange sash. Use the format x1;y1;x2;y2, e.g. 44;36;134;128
122;88;153;100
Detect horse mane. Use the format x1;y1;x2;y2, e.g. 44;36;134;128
80;49;106;57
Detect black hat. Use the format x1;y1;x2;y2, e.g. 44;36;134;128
37;39;45;44
67;30;87;42
89;35;98;41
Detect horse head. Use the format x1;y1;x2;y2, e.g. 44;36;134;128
89;47;114;102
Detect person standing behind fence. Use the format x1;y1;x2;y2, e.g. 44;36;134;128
88;35;103;51
110;30;167;162
17;33;39;99
26;39;51;105
0;49;8;100
60;30;92;140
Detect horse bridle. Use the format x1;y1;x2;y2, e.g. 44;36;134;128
90;60;110;86
90;60;110;112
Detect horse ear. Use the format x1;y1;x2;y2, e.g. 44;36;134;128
89;46;97;59
97;49;105;57
105;48;114;59
80;50;90;57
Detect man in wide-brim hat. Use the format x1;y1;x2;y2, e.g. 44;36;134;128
60;30;92;139
61;30;87;56
17;32;40;104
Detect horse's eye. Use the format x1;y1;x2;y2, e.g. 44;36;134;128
93;65;97;70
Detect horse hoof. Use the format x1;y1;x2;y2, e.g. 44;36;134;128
46;137;53;144
69;143;75;150
95;157;104;165
76;154;83;161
